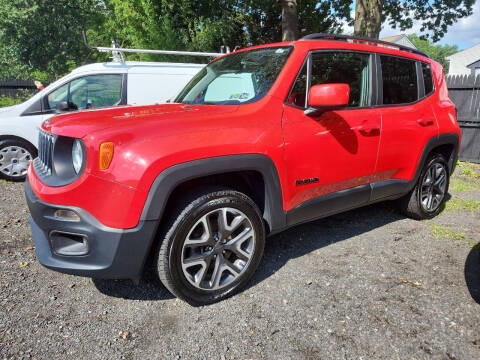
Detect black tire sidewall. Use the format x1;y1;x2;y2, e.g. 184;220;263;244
415;154;450;218
0;139;37;181
163;191;265;305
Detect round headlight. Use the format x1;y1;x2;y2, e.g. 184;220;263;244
72;139;83;174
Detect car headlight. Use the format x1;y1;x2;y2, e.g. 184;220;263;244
72;139;83;174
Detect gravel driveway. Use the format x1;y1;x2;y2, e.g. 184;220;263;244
1;163;480;359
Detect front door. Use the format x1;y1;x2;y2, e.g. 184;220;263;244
283;50;381;222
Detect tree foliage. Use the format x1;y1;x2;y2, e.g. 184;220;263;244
354;0;475;40
0;0;107;81
408;34;458;70
0;0;471;82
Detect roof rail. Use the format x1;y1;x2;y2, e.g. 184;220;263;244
300;33;429;58
82;31;225;63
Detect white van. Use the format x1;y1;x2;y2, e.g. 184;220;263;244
0;61;204;181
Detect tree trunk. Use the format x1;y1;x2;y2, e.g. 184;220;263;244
278;0;298;41
354;0;382;39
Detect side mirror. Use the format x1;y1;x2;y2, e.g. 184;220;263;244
305;83;350;116
55;101;78;113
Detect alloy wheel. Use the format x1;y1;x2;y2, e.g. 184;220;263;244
420;162;447;212
181;207;256;291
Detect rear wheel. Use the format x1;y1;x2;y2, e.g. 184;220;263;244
155;189;265;305
0;139;37;181
397;154;449;220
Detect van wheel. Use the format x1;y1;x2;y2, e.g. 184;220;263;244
397;154;449;220
155;189;265;306
0;139;37;181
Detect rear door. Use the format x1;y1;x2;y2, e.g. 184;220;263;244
282;50;381;216
374;55;438;195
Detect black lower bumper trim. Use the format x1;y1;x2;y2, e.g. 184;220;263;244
25;179;159;280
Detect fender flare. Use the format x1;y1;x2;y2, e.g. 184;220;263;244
408;132;459;192
140;154;287;233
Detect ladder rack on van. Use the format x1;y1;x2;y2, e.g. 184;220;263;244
82;31;227;63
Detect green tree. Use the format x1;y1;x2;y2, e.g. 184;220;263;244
408;34;458;70
0;0;107;81
353;0;475;41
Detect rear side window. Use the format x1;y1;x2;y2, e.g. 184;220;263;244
381;56;418;105
287;51;371;108
422;62;434;96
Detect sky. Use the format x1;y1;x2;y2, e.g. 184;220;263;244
344;1;480;51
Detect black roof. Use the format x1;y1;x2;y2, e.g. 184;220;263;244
300;33;429;58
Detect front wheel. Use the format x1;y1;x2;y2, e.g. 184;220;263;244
397;153;450;220
0;139;37;181
155;189;265;306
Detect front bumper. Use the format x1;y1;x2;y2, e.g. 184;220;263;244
25;179;159;280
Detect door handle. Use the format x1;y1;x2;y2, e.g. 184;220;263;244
417;118;434;126
358;124;380;136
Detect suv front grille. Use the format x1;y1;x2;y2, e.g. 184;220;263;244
36;130;55;175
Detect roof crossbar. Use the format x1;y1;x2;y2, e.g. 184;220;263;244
300;33;429;58
82;31;224;62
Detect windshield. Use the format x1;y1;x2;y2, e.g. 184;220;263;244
175;46;293;105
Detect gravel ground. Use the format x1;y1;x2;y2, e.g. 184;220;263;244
1;164;480;360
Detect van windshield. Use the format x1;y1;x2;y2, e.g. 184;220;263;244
175;46;293;105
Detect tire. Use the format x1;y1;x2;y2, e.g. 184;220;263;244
397;153;450;220
155;188;265;306
0;139;37;182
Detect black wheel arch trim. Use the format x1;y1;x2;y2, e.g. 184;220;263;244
408;132;459;191
140;154;286;233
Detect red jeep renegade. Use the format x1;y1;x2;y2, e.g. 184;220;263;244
26;34;460;305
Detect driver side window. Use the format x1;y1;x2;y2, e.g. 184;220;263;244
287;51;372;109
46;74;123;110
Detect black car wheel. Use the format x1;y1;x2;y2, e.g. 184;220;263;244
155;188;265;305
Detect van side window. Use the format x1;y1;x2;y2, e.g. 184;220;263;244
46;74;122;110
287;52;371;108
422;62;434;96
380;56;418;105
69;75;122;110
47;83;69;110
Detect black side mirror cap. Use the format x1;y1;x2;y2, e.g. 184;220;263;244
304;105;346;117
55;101;78;114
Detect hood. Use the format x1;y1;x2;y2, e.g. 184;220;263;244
43;103;239;139
0;104;21;115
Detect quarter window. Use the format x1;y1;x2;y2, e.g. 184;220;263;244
287;52;371;108
381;56;418;105
422;62;434;96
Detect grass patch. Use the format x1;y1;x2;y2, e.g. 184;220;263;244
450;177;480;192
444;198;480;212
460;167;479;178
430;224;465;240
468;241;480;250
457;162;480;179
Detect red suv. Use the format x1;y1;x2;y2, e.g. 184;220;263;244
26;34;460;305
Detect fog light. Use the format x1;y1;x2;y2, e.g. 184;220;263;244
54;209;80;221
50;231;88;256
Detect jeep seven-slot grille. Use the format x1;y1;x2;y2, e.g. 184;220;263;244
36;130;55;175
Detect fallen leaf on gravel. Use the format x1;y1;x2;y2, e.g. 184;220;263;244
119;330;130;339
19;261;29;268
399;277;422;287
